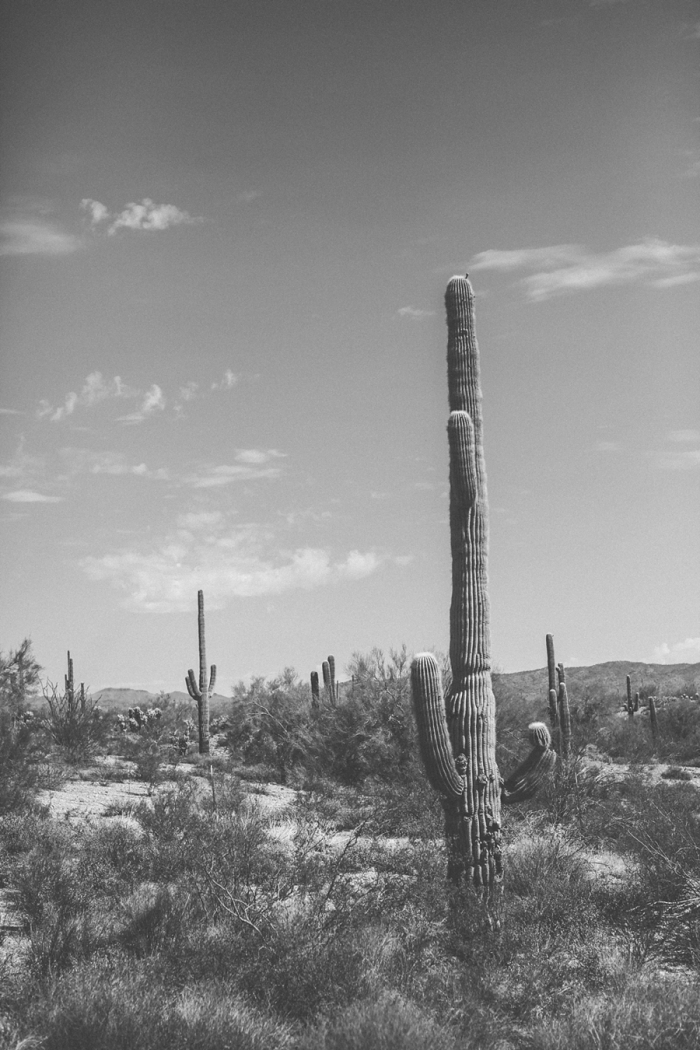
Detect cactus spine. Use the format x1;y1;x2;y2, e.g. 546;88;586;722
185;590;217;754
411;276;554;894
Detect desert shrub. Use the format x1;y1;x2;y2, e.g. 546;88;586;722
21;960;295;1050
524;970;700;1050
299;991;459;1050
228;670;314;784
0;638;42;718
0;711;42;813
42;681;107;764
661;765;694;780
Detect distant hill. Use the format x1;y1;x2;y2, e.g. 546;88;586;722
493;661;700;708
91;662;700;716
93;688;231;717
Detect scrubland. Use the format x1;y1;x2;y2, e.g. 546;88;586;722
1;651;700;1050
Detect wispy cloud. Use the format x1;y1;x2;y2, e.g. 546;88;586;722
651;429;700;471
594;440;622;453
38;370;244;426
650;637;700;665
81;198;198;235
38;372;135;422
211;370;239;391
2;489;63;503
117;385;166;424
81;514;384;612
470;239;700;301
185;461;283;488
397;306;436;319
58;448;169;480
0;219;80;257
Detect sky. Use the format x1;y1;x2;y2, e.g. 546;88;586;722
0;0;698;694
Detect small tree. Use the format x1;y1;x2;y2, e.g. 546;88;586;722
0;638;42;718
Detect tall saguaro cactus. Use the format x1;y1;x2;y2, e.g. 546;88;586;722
411;276;554;896
186;590;217;754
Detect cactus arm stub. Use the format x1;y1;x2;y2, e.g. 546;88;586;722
502;723;556;804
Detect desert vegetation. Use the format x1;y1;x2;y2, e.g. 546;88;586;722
1;280;699;1049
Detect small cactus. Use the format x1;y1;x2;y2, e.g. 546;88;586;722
185;590;216;754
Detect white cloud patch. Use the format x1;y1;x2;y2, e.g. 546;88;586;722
2;489;63;503
397;306;436;320
0;219;80;257
650;638;700;665
81;198;198;235
211;370;239;391
186;462;283;488
80;519;384;612
38;372;135;422
651;429;700;471
470;240;700;301
234;449;286;466
58;448;168;480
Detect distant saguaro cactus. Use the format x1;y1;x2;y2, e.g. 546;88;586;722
557;662;572;761
310;671;320;708
185;590;217;754
411;276;555;899
649;696;659;737
321;656;339;705
626;674;635;719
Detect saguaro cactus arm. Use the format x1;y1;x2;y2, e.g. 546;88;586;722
411;653;464;798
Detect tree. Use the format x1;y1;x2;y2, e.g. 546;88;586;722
0;638;42;717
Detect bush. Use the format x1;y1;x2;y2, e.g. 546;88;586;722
42;681;107;764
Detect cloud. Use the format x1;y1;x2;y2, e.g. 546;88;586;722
650;638;700;665
668;429;700;443
594;440;622;453
186;462;283;488
81;520;384;612
81;199;109;225
2;489;63;503
113;384;165;424
211;370;239;391
470;240;700;301
234;449;286;466
651;429;700;471
0;219;80;257
397;306;436;319
81;197;198;235
653;449;700;471
0;408;23;416
38;372;135;422
58;448;168;480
